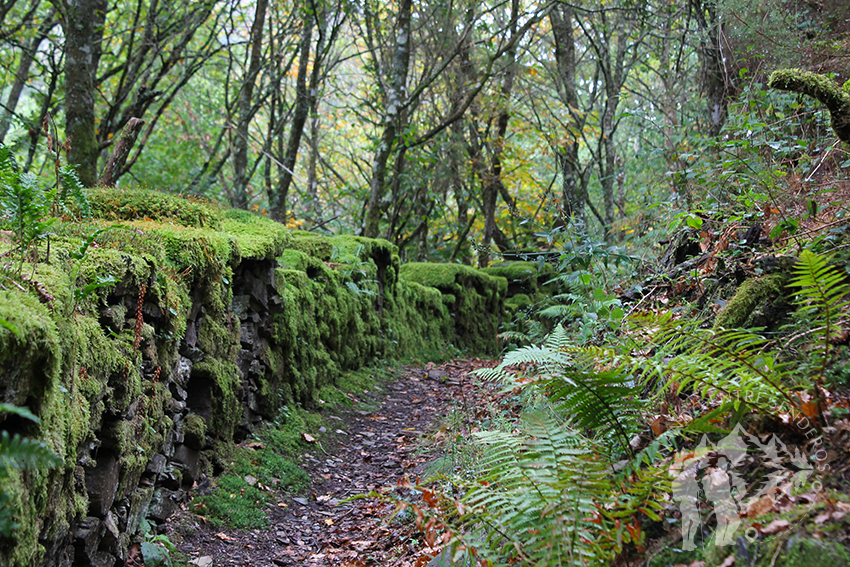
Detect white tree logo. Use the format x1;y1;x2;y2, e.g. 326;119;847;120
670;424;818;550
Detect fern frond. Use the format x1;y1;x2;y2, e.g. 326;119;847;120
0;403;41;423
458;412;617;566
542;367;642;457
789;250;850;367
0;430;62;474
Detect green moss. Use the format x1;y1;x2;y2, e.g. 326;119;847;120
400;263;506;354
220;209;290;260
277;249;311;272
0;290;61;407
713;274;786;330
193;359;241;442
505;293;532;312
481;261;555;298
775;538;850;567
0;188;509;565
183;414;207;450
287;231;334;260
769;69;850;143
87;187;222;228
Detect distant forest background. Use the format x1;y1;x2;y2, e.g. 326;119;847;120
1;0;848;265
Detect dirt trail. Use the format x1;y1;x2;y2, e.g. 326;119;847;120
166;359;495;567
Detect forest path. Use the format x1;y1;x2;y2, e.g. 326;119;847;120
169;358;497;567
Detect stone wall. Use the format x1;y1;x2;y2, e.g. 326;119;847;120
0;190;506;567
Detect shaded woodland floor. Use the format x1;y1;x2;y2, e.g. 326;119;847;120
161;359;496;567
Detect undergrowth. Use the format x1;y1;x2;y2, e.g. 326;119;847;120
385;248;850;566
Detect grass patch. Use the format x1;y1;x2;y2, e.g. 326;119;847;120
193;422;311;529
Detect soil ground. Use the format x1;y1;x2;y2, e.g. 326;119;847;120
164;359;496;567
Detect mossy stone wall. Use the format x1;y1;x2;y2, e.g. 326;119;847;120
0;189;504;567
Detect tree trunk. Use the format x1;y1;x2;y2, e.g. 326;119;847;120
58;0;108;186
270;7;328;222
363;0;412;238
306;109;321;221
99;117;145;186
549;6;586;231
691;0;731;136
231;0;269;209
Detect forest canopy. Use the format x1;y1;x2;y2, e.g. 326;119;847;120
0;0;848;266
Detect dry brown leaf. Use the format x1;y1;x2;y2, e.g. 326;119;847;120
794;391;819;419
814;512;832;524
216;532;237;541
649;415;667;436
760;519;791;534
303;433;317;443
716;554;735;567
743;494;776;518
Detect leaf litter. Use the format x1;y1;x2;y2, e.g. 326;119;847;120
165;358;498;567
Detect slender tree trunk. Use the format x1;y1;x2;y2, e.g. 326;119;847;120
550;6;585;231
231;0;268;209
306;109;321;221
270;7;327;221
691;0;730;136
476;0;519;268
363;0;412;238
57;0;107;186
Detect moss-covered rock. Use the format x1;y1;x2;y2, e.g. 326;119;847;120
712;274;787;330
400;263;506;355
481;261;555;298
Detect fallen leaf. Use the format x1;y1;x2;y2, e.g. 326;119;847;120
760;519;790;534
303;433;317;443
794;391;819;419
216;532;236;542
325;518;334;525
649;415;667;436
744;494;776;518
717;554;735;567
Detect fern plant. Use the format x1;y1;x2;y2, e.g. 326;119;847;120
787;250;850;384
0;403;62;537
0;146;54;274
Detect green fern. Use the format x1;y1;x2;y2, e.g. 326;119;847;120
0;430;62;473
0;147;54;273
457;412;620;565
788;250;850;382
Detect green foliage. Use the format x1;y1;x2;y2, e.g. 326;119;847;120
193;442;309;529
499;229;632;347
86;186;222;228
0;147;54;273
420;249;850;564
787;250;850;385
55;165;91;219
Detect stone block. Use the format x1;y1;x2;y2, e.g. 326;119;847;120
84;452;121;517
173;444;201;483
